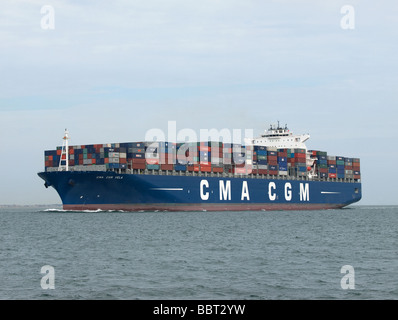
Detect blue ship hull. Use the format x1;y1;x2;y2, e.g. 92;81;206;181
37;171;362;211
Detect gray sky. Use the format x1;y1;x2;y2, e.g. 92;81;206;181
0;0;397;205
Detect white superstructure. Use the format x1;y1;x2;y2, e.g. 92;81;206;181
245;122;310;150
245;122;317;178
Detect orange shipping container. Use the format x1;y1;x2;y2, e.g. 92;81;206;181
200;165;212;172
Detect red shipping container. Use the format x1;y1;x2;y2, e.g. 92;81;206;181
199;146;210;152
258;169;268;175
92;159;96;164
69;148;74;154
146;158;159;165
79;154;83;160
69;160;74;166
132;163;146;169
45;161;50;167
161;164;174;171
57;149;61;155
233;167;247;174
132;158;146;164
119;158;127;164
268;155;277;162
213;167;224;173
295;153;306;158
329;173;337;178
49;155;53;161
268;170;278;175
327;160;336;165
354;175;361;179
160;155;175;164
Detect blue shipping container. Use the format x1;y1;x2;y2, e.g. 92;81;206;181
174;165;187;171
298;166;307;172
147;164;160;170
256;150;267;155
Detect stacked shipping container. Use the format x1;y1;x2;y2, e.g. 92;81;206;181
44;142;360;180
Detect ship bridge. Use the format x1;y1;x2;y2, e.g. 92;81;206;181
245;122;310;149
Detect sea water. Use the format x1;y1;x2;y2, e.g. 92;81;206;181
0;205;397;300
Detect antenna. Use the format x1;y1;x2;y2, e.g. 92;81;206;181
58;129;69;171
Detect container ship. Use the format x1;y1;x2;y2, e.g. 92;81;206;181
37;124;362;211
